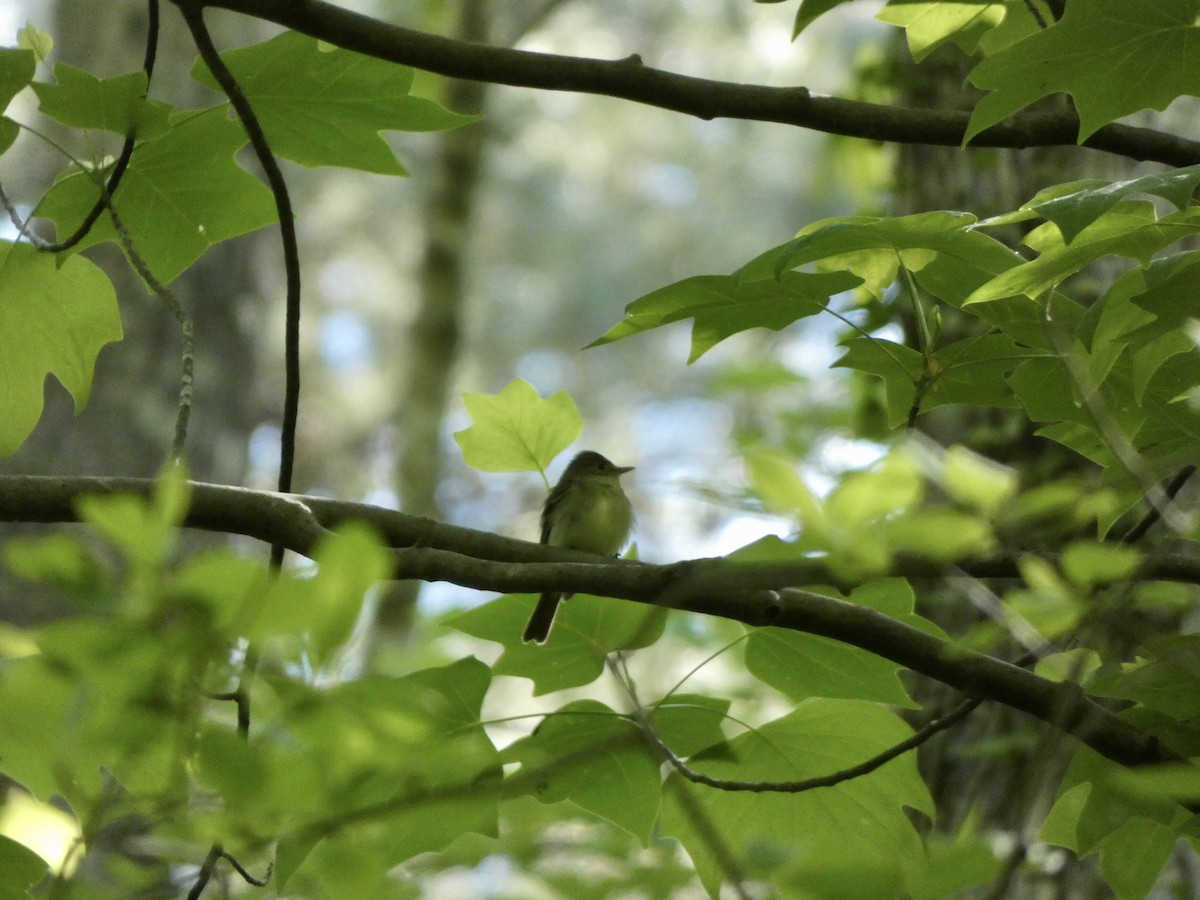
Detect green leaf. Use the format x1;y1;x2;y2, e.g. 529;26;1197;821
0;834;48;892
827;452;924;528
966;0;1200;141
193;31;477;173
968;203;1200;304
1042;781;1091;849
905;834;1005;900
76;494;175;571
453;379;582;473
942;444;1019;514
877;1;1006;62
1126;250;1200;339
1094;634;1200;720
1098;817;1177;900
1042;747;1185;900
270;659;501;861
37;106;277;283
590;270;861;362
1031;165;1200;244
881;508;995;561
247;524;389;665
16;24;51;63
1060;541;1142;588
74;465;191;571
33;65;172;138
923;333;1029;411
448;592;665;695
0;118;18;156
274;833;320;891
0;48;34;112
791;0;859;36
2;534;109;608
649;694;731;758
0;240;122;457
756;211;1021;305
505;699;660;842
661;701;933;897
305;523;391;663
745;448;825;534
1006;356;1085;425
745;627;919;707
832;337;924;428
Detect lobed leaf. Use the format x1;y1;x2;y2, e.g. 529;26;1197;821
966;0;1200;141
0;241;121;457
453;378;582;474
36;107;277;284
192;31;477;173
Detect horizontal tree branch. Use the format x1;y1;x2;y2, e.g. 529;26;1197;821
182;0;1200;167
1;474;1193;774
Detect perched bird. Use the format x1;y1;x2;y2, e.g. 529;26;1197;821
523;450;634;643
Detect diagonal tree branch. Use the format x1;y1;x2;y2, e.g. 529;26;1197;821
182;0;1200;167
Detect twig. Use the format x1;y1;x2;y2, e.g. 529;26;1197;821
176;0;302;505
614;656;983;794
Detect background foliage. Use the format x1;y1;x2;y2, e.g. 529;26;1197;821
3;0;1200;897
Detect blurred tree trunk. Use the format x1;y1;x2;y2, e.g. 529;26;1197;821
372;0;491;633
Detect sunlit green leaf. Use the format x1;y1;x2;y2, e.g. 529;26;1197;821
0;241;121;457
448;590;663;695
878;0;1005;61
454;379;582;474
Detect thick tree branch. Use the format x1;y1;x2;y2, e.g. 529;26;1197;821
2;474;1195;774
182;0;1200;167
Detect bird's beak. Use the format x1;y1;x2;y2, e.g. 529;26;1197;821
614;465;635;475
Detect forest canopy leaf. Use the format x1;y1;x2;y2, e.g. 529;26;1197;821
37;107;277;283
453;379;582;473
965;0;1200;141
0;47;34;111
504;699;661;842
33;65;172;138
0;241;121;457
877;1;1006;61
661;700;933;896
745;627;919;707
589;270;861;362
192;31;478;173
1028;164;1200;243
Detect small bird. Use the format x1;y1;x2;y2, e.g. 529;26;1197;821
523;450;635;644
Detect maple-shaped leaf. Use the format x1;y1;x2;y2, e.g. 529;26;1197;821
36;107;277;284
750;211;1022;305
453;379;582;474
966;0;1200;141
0;241;122;456
192;31;477;174
590;270;861;362
33;65;172;138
